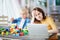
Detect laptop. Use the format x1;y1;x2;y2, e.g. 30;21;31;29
27;24;49;39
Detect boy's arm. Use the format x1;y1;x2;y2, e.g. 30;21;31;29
27;18;31;23
23;18;31;29
11;18;19;23
12;19;18;23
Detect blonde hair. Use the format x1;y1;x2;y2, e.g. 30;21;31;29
20;8;29;17
21;8;28;13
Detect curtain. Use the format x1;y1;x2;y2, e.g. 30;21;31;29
0;0;21;20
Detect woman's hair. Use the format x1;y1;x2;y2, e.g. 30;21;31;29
33;7;46;23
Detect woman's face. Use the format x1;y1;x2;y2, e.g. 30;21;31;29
32;10;43;21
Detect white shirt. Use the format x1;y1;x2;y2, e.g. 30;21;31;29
19;18;25;28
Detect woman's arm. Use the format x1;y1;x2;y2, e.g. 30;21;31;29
31;17;34;24
48;17;58;34
31;11;36;24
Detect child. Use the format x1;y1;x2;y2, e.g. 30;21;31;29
11;8;30;29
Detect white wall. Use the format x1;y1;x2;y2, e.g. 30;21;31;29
0;0;21;20
0;0;2;15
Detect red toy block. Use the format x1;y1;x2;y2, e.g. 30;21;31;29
19;32;24;36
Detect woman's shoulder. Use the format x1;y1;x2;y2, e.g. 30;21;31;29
46;16;54;23
46;16;53;20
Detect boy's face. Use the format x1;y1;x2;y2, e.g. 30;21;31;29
20;9;28;19
21;13;27;19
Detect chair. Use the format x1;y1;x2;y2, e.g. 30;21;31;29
0;15;8;27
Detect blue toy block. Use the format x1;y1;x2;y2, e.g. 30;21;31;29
13;34;16;36
17;30;20;33
6;28;10;31
15;33;19;37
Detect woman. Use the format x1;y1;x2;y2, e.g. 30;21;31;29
31;7;58;40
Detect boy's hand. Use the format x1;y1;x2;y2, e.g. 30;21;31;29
10;17;14;22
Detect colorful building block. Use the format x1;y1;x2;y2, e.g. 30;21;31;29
10;28;15;34
0;31;1;34
13;34;16;36
23;29;28;35
1;28;5;31
6;28;9;31
17;30;20;33
19;28;22;32
10;24;16;28
19;32;24;36
6;32;9;36
15;33;19;36
1;32;4;36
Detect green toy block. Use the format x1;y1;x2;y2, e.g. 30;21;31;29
6;32;9;36
0;31;1;34
23;29;28;35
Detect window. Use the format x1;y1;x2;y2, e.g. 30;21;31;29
56;0;60;6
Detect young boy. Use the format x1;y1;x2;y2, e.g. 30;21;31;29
11;8;30;29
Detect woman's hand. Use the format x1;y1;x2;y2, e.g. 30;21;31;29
48;29;58;34
31;11;36;23
31;10;36;18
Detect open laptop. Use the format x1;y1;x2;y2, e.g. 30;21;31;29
27;24;49;39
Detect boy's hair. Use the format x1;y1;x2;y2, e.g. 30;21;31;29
20;8;29;17
21;8;28;14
